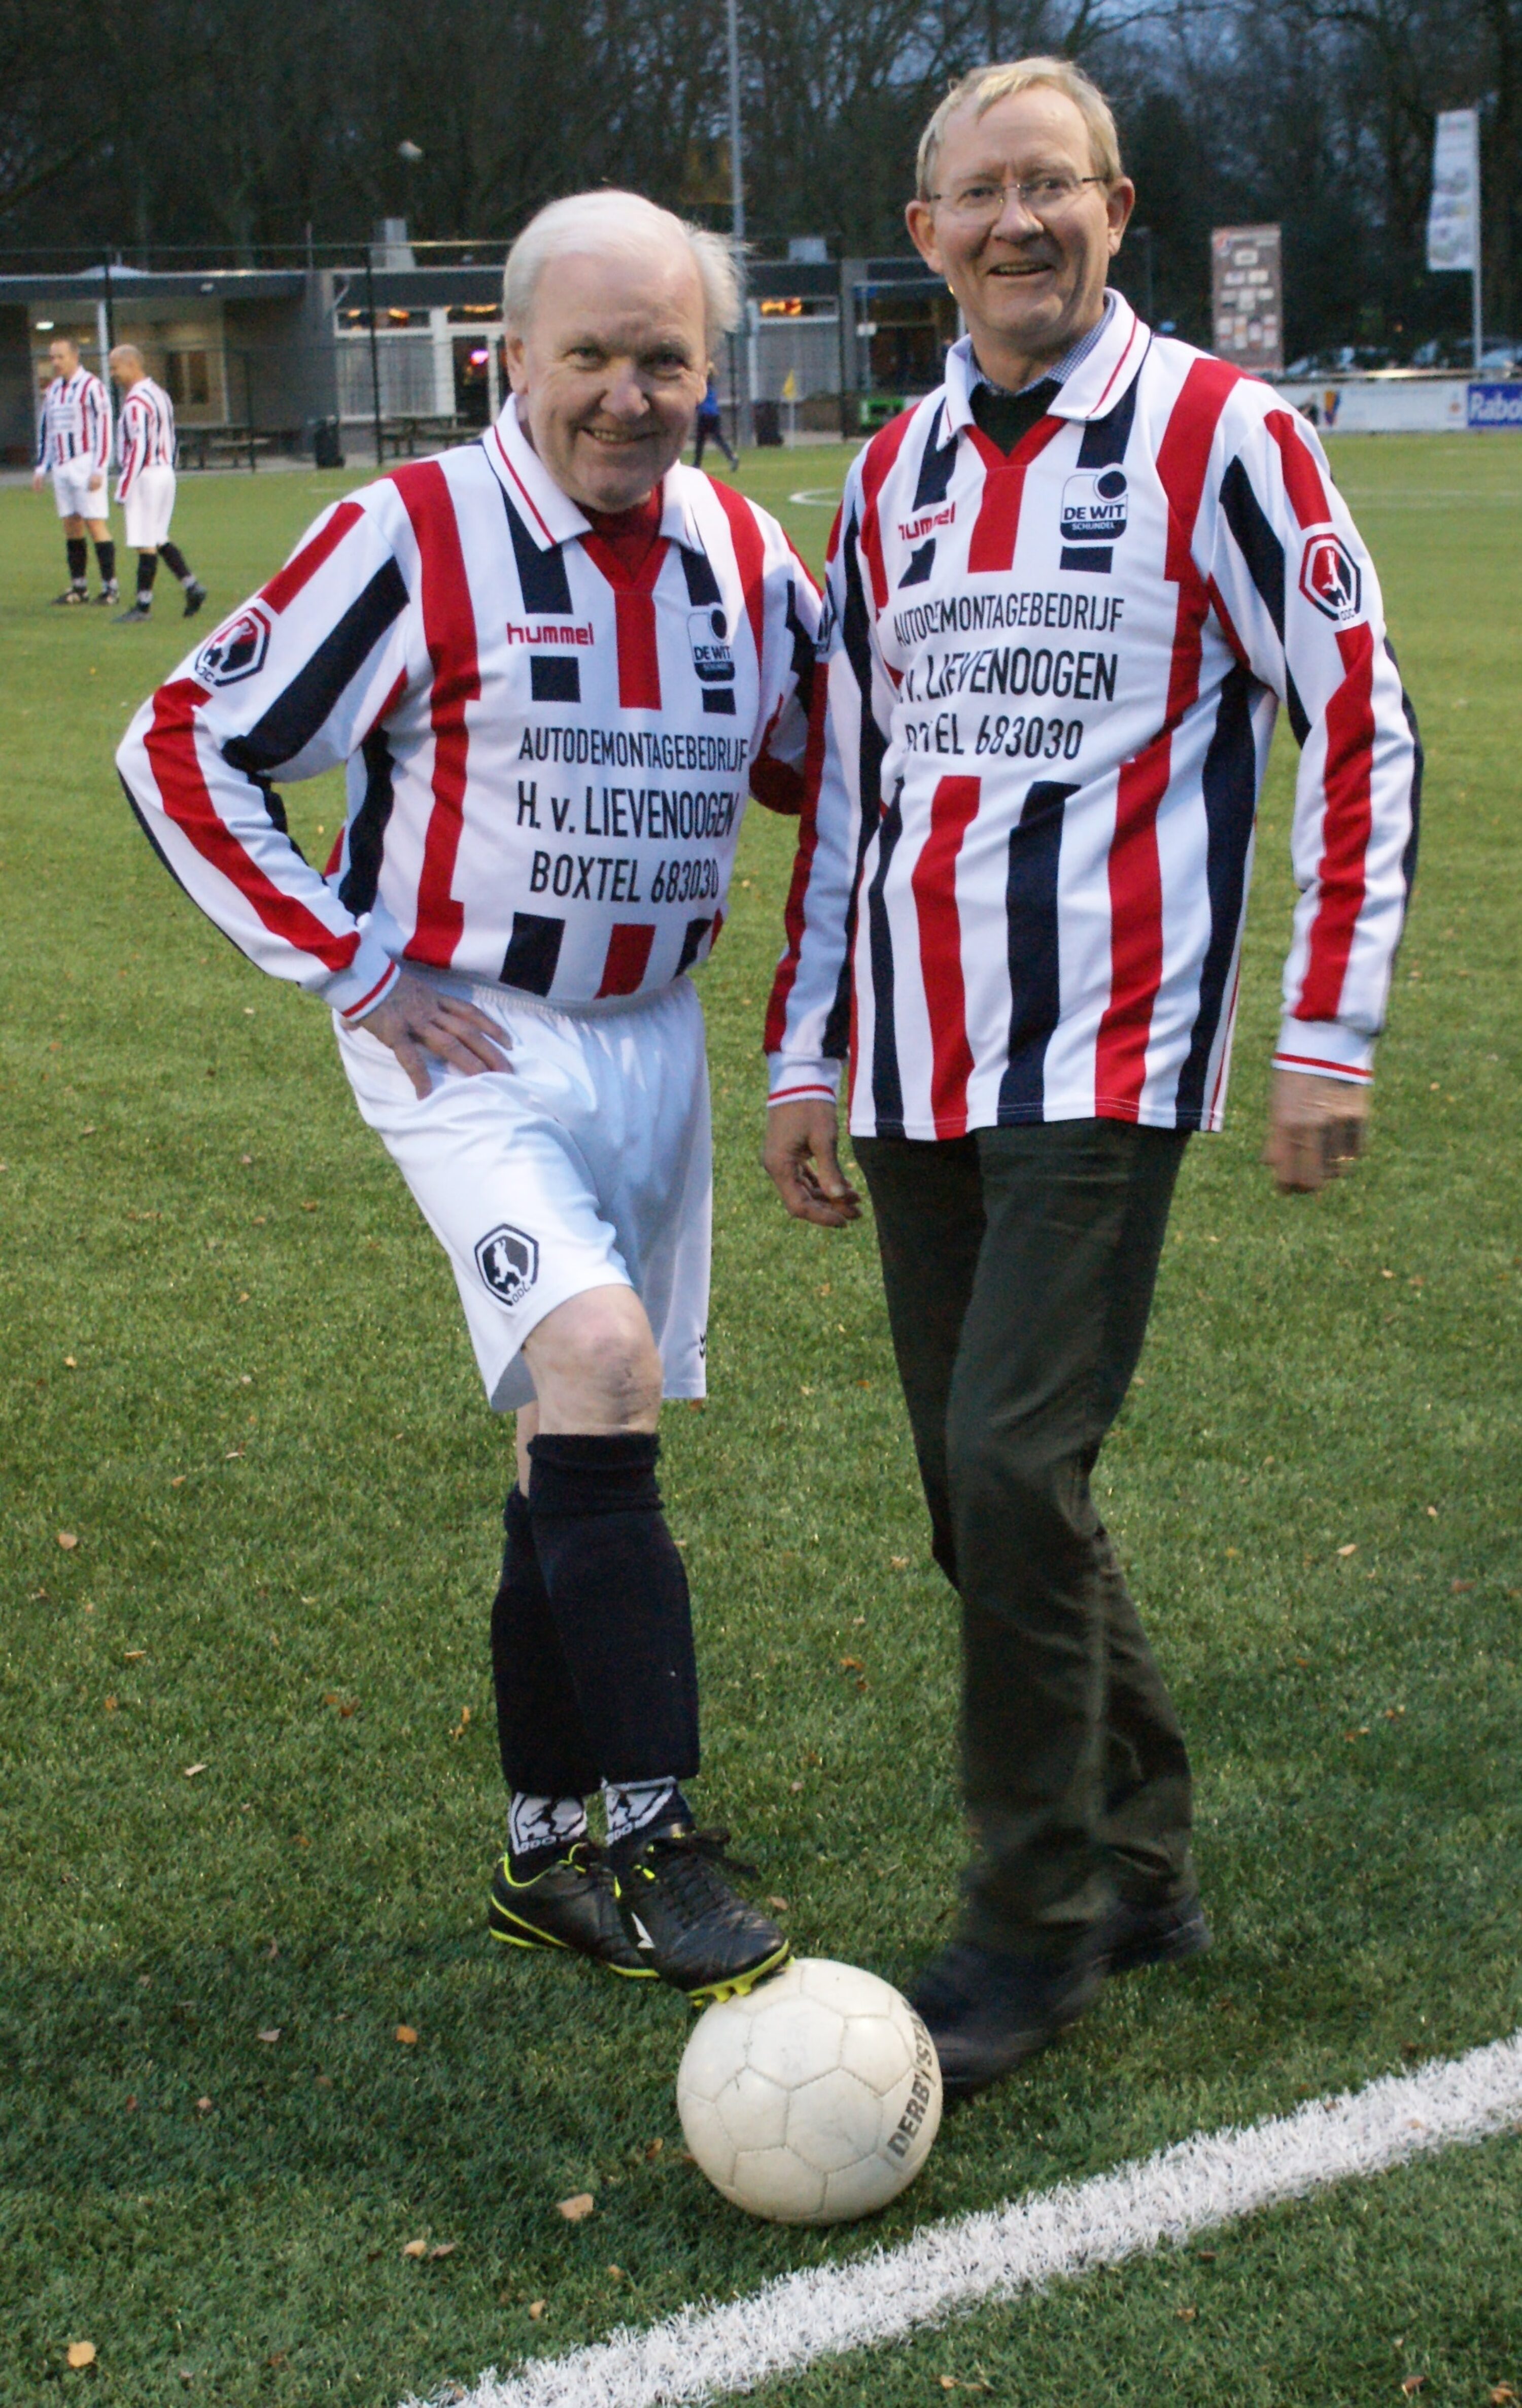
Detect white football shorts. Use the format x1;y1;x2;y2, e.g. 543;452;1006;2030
52;456;108;520
122;464;176;548
335;970;712;1413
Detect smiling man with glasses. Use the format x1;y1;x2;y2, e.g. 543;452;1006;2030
764;58;1420;2096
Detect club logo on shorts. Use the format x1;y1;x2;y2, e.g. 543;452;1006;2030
474;1224;539;1309
194;601;273;687
1298;531;1362;625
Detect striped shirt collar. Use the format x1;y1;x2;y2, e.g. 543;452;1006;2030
483;394;699;554
944;291;1148;432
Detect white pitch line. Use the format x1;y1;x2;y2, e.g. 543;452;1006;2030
406;2029;1522;2408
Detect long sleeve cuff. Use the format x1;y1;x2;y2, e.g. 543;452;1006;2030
1272;1018;1375;1085
327;947;402;1022
767;1055;843;1106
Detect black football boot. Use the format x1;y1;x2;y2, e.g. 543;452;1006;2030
609;1820;790;2005
489;1838;655;1980
1096;1889;1212;1976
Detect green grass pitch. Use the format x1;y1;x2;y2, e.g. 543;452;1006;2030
1;435;1519;2405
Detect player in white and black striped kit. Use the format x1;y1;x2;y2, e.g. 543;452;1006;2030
31;335;117;605
109;347;207;625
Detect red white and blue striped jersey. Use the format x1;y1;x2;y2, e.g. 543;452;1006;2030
36;367;112;471
765;297;1420;1138
117;400;818;1022
116;376;176;495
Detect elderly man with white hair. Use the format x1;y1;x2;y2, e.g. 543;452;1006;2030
118;192;818;2005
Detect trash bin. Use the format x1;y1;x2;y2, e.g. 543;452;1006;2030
752;398;782;448
313;417;345;469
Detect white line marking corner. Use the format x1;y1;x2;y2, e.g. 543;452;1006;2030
403;2027;1522;2408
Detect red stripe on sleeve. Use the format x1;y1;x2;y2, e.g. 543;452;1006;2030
1264;409;1332;528
911;774;982;1137
144;680;362;973
261;501;366;615
1297;621;1375;1020
392;461;477;968
707;480;768;666
857;408;919;610
596;922;656;997
965;417;1064;575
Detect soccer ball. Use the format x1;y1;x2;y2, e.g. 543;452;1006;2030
676;1957;942;2224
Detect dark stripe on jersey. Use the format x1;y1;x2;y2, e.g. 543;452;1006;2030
530;656;580;703
865;778;906;1136
1172;666;1258;1125
909;401;958;509
339;725;397;916
501;911;564;994
501;489;574;614
1220;457;1285;641
675;916;712;975
820;509;886;1060
996;779;1075;1121
898;539;936;587
225;559;407;772
1076;372;1138;468
1393;642;1422;897
785;576;815;718
702;689;736;714
678;544;722;607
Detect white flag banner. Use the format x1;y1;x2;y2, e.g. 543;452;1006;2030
1427;108;1479;272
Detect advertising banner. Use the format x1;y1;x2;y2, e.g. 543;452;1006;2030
1210;226;1283;374
1428;110;1480;272
1467;381;1522;428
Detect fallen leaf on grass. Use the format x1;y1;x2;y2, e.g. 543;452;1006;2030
766;1896;790;1912
1451;1578;1474;1594
1402;2380;1426;2397
1336;1543;1357;1557
557;2192;595;2221
125;1649;146;1663
607;2264;624;2280
1490;2387;1517;2404
401;2238;428;2259
196;2096;212;2112
840;1655;863;1672
449;1706;471;1739
64;1355;77;1368
1343;1728;1370;1741
890;1555;909;1570
104;1695;117;1713
57;1531;79;1551
224;1448;245;1461
257;2027;281;2045
428;2242;457;2260
644;2137;664;2160
528;2300;546;2320
300;1201;318;1214
170;1475;186;1487
183;1763;207;1778
66;2341;96;2368
1176;2305;1198;2321
395;2024;419;2045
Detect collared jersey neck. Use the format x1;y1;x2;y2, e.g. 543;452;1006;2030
968;288;1116;398
482;394;697;555
945;290;1148;434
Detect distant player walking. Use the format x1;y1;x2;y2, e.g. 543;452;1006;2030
692;371;739;471
32;335;117;606
119;191;818;2007
108;346;207;625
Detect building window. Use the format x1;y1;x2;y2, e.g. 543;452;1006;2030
166;351;211;407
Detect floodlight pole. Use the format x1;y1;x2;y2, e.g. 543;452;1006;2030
1472;129;1483;371
727;0;750;446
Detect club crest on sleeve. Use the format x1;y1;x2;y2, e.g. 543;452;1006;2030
1298;531;1362;625
474;1223;539;1308
194;601;273;687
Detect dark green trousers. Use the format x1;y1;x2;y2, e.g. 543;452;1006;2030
855;1120;1195;1958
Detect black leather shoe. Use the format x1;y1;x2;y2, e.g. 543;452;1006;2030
910;1939;1103;2100
1097;1890;1212;1976
489;1839;654;1979
609;1821;789;2004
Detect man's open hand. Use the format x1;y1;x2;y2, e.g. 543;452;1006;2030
1263;1068;1369;1194
763;1098;861;1227
358;967;511;1099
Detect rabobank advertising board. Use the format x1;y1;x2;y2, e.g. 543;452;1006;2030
1467;381;1522;428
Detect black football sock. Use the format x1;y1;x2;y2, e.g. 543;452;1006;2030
160;539;194;585
66;537;88;588
136;552;159;604
507;1790;589;1874
491;1485;600;1802
603;1776;693;1852
94;538;116;587
527;1431;701;1787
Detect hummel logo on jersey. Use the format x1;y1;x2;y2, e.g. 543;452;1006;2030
1060;468;1128;548
194;603;273;687
474;1223;539;1306
1298;531;1362;625
898;503;955;543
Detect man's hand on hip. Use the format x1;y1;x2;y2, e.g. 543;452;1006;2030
1263;1068;1369;1194
357;967;512;1100
763;1098;861;1226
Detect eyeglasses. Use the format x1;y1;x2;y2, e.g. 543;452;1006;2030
930;173;1109;225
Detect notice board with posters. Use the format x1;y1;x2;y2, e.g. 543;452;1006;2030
1211;226;1284;374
